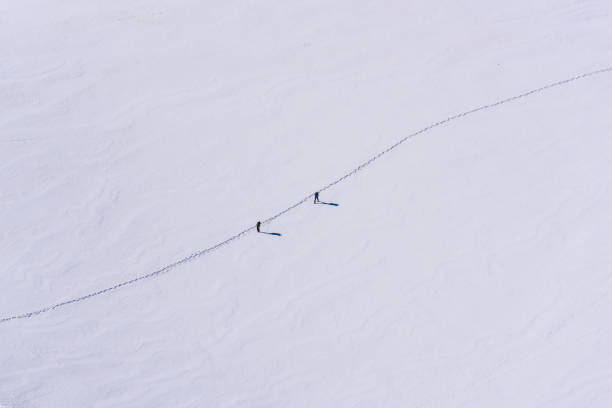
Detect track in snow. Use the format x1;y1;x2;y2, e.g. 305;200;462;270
2;65;611;324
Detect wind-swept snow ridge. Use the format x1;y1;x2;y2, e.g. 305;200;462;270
2;66;611;324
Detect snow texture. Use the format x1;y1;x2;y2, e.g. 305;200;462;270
2;0;612;407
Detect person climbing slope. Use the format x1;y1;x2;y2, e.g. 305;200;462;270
314;191;320;204
256;221;261;233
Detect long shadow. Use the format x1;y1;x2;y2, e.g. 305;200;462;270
261;232;282;236
317;202;339;206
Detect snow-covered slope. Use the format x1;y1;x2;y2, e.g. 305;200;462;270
2;1;612;406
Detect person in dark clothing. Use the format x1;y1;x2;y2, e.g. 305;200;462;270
256;221;261;233
314;192;320;204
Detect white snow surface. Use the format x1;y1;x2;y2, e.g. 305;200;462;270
2;0;612;406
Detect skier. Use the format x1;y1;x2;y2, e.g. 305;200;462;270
256;221;261;233
314;191;320;204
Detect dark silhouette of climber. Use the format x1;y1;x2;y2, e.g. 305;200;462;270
256;221;282;236
314;192;339;206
